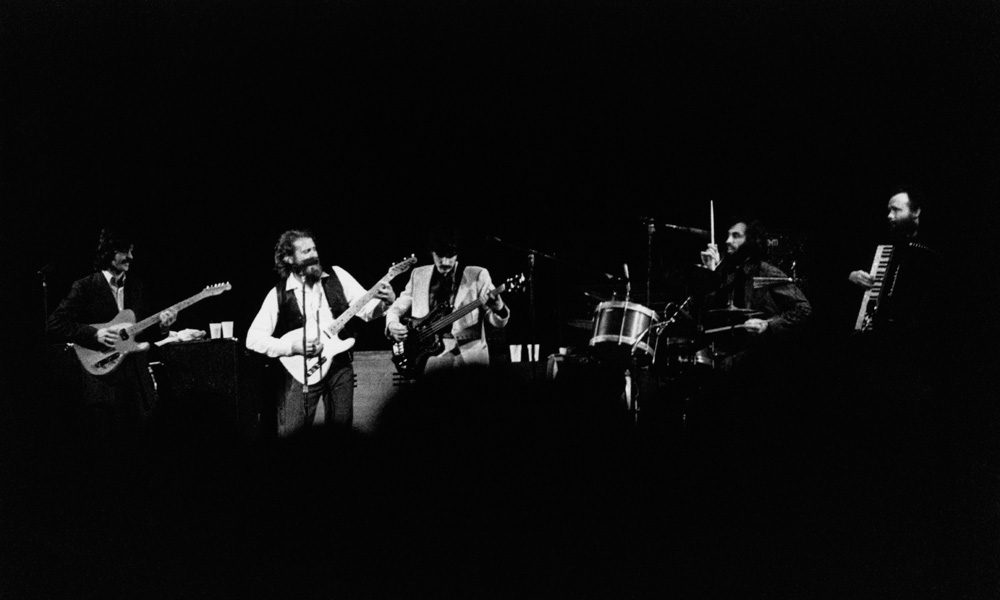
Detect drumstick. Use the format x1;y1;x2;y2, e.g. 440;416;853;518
709;199;715;244
703;323;747;334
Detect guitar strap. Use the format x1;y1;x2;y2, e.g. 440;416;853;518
449;264;466;311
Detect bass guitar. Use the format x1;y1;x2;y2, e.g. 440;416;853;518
278;256;416;385
74;282;232;376
391;273;526;377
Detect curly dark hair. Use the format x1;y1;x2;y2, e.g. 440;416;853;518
721;217;768;263
273;229;315;279
93;228;134;271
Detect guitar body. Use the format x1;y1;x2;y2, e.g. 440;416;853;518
392;333;445;378
73;309;151;376
390;304;452;377
277;328;356;386
273;256;417;385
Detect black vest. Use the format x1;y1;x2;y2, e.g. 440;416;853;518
273;273;350;339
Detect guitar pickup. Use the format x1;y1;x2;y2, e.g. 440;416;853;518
95;352;121;368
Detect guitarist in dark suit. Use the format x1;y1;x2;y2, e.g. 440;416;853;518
46;228;177;478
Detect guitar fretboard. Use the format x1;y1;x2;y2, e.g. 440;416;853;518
131;290;215;334
329;274;393;335
417;286;505;340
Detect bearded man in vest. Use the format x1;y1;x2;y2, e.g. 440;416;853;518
246;230;396;437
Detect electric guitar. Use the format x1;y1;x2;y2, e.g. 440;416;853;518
74;282;232;376
278;256;417;385
391;273;527;377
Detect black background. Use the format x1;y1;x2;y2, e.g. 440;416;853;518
3;1;1000;597
5;0;998;344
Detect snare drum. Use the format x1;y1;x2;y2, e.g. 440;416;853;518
589;301;659;357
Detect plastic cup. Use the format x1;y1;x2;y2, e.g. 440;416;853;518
508;344;522;363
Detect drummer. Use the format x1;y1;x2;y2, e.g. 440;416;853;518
699;219;812;338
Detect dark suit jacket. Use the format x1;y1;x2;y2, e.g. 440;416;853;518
46;272;162;408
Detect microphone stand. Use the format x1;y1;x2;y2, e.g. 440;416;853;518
645;218;655;307
489;236;620;380
38;266;50;334
302;284;309;395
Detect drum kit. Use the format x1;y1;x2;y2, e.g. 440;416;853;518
571;291;764;425
562;201;793;424
581;299;759;369
498;200;804;424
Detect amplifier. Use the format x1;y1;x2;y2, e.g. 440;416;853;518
351;350;411;433
151;338;269;440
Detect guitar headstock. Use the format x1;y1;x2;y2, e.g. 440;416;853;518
202;282;233;296
496;273;527;294
387;255;418;280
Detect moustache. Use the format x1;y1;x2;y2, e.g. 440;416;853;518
293;257;322;272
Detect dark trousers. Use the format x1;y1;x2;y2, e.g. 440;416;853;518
277;362;354;437
76;358;158;484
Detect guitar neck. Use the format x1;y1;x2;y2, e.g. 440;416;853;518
421;286;504;337
329;274;392;335
131;291;212;334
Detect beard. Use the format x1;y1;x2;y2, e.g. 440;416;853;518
888;216;918;240
293;257;323;284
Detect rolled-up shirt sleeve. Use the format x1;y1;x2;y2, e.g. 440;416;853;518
245;288;295;357
384;273;414;336
478;269;510;329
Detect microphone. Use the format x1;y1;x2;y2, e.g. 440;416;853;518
622;263;630;281
659;223;711;237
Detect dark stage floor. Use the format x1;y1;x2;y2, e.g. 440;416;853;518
3;331;999;599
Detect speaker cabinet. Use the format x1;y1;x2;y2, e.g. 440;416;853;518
151;338;269;440
352;350;410;433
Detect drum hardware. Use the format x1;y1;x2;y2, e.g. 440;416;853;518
566;318;595;330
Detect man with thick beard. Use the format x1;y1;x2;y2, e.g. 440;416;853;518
847;186;939;333
246;230;396;437
700;219;812;337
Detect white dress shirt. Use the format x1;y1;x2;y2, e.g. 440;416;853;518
102;270;126;311
246;266;387;358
